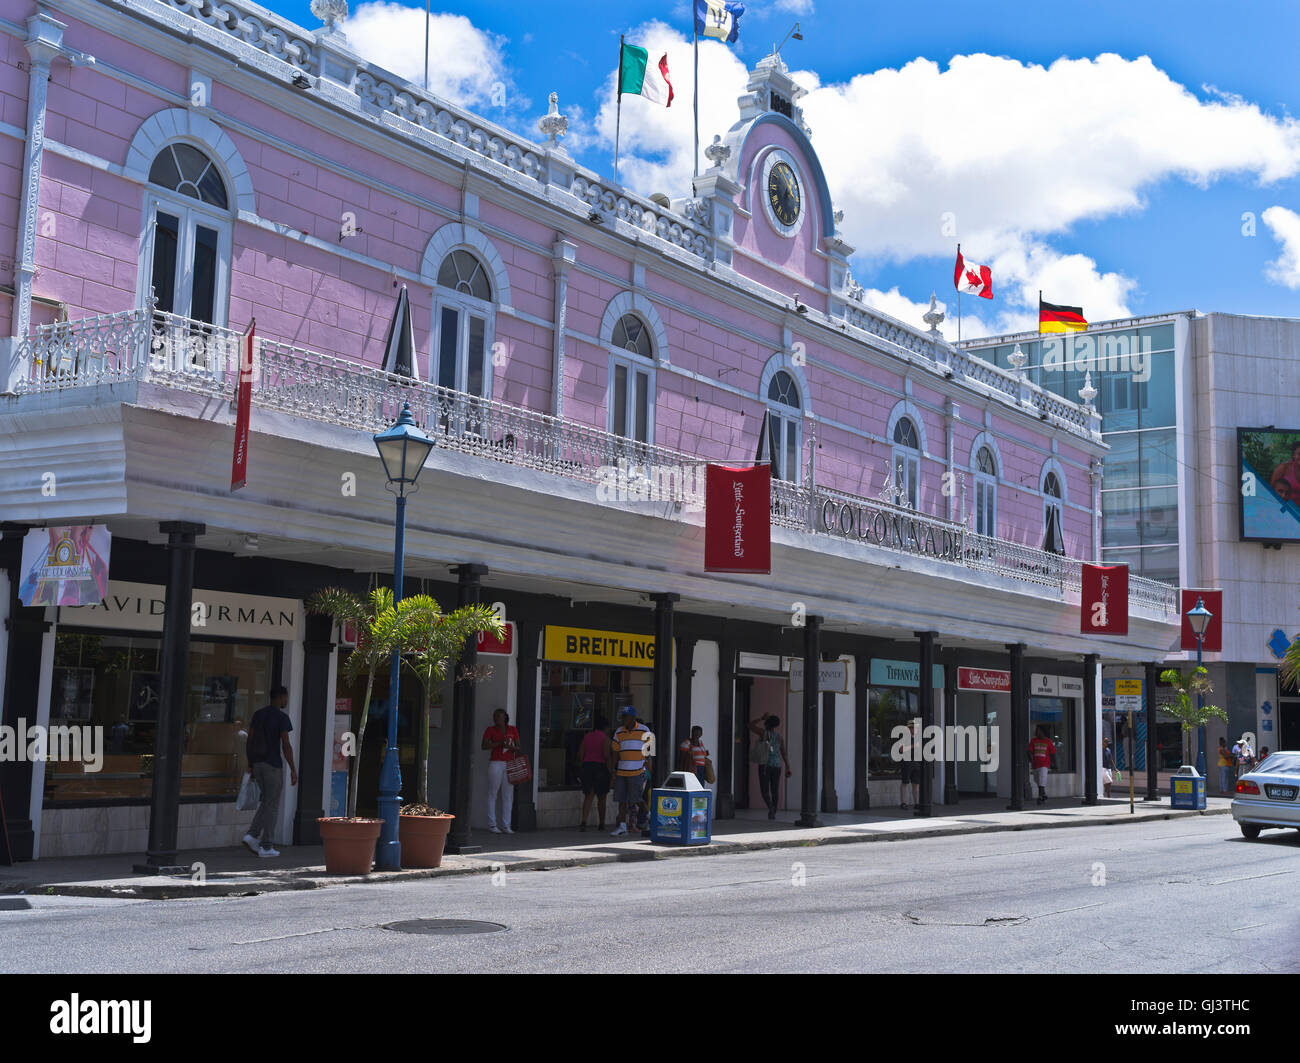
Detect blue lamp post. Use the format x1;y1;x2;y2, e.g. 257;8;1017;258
1186;597;1212;777
373;401;434;871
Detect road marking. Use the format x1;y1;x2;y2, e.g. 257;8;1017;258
231;925;372;945
1208;869;1296;886
970;847;1060;859
1034;902;1105;917
1231;923;1268;932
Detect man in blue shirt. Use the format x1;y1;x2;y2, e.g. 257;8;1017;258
242;686;297;857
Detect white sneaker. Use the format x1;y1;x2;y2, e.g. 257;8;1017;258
257;847;280;858
610;823;628;836
502;826;514;834
488;826;501;833
242;833;260;855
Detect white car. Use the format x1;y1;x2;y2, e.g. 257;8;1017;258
1231;751;1300;839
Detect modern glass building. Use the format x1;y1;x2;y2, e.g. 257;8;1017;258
964;315;1186;584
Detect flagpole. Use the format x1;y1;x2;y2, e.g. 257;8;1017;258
693;21;700;185
424;0;430;92
615;35;624;186
956;243;962;343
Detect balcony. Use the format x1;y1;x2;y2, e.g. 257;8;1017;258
9;308;1178;619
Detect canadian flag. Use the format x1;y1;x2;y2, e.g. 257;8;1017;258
954;247;993;299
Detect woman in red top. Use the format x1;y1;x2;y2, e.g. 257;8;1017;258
481;709;520;833
577;714;613;832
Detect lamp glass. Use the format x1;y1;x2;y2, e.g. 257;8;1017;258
1186;598;1212;637
373;405;434;486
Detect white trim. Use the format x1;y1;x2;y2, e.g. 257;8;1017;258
758;351;810;413
421;223;512;308
124;109;255;215
599;292;669;366
971;433;1000;537
136;190;233;327
1041;456;1069;504
887;399;929;457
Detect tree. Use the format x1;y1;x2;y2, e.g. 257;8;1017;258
1158;667;1228;757
1282;636;1300;692
308;586;422;819
401;596;504;809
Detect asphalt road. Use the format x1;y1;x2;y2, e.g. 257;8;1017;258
3;816;1297;974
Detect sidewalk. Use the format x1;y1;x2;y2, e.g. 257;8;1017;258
0;795;1233;900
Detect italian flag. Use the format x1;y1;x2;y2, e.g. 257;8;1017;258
619;43;674;107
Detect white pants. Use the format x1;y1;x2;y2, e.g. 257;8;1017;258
486;760;513;829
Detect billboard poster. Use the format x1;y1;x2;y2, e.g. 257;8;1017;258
1239;427;1300;542
19;525;111;607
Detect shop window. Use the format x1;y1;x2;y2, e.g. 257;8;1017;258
45;631;276;805
143;143;231;327
1030;697;1076;772
867;687;918;779
766;370;802;482
538;665;652;790
892;417;920;508
434;249;494;397
974;445;997;537
608;314;655;446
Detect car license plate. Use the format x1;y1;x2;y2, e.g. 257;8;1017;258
1265;785;1298;800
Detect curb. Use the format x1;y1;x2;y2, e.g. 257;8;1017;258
2;805;1232;900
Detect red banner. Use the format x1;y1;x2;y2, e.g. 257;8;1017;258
957;667;1011;692
1080;563;1129;635
478;622;514;656
231;321;254;492
1180;589;1223;652
705;464;771;573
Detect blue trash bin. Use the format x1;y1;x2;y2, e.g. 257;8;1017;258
1169;765;1206;810
649;771;713;845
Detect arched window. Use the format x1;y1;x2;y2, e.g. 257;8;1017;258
144;143;232;325
434;250;494;397
1042;470;1065;555
892;417;921;508
765;370;802;482
974;446;997;537
608;313;655;443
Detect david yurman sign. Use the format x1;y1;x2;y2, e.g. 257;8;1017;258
817;496;965;562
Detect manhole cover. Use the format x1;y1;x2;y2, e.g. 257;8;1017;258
382;918;507;935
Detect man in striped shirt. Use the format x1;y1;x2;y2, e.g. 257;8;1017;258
610;706;650;837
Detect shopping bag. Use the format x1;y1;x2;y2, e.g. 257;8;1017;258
236;772;260;811
506;754;532;785
704;758;716;785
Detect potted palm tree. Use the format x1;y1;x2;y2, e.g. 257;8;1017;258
308;586;422;874
397;594;504;867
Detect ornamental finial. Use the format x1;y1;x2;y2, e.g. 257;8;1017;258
538;92;568;147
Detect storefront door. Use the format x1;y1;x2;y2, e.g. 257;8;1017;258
955;693;995;794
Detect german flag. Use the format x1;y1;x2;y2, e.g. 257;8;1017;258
1039;298;1088;334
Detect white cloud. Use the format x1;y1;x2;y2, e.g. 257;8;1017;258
344;2;521;112
1263;206;1300;290
598;40;1300;333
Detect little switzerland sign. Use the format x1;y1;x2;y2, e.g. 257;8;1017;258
817;497;965;561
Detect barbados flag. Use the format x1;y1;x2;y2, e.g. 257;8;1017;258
695;0;744;43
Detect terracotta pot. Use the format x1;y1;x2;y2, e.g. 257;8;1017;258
398;813;455;868
317;817;384;875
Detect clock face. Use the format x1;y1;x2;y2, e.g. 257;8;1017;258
766;161;801;228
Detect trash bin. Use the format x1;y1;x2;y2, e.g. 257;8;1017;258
649;771;713;845
1169;765;1206;810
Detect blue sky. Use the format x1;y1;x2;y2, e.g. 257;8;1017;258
272;0;1300;336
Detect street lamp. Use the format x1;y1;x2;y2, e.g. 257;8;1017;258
373;401;435;870
1186;596;1212;777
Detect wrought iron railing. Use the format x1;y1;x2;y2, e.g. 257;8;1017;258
10;309;1178;618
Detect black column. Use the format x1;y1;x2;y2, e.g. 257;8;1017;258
649;594;678;788
1007;642;1027;811
854;653;869;810
716;638;736;818
1;526;43;862
446;563;487;855
820;651;837;813
513;618;542;832
674;634;697;772
136;522;204;872
915;631;937;817
796;615;823;828
1144;660;1160;801
293;613;334;846
1082;653;1100;806
943;652;959;806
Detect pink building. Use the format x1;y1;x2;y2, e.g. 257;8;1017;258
0;0;1179;862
